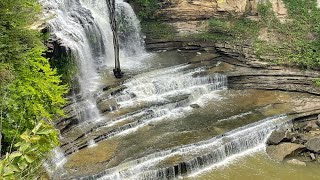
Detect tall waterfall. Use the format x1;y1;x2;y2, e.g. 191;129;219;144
40;0;146;177
40;0;145;122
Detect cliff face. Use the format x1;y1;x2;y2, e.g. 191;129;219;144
159;0;287;20
157;0;287;34
142;0;320;96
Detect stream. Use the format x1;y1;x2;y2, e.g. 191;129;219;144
41;0;320;179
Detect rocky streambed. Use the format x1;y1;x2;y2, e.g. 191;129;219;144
266;118;320;165
50;48;320;179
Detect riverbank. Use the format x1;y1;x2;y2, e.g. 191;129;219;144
133;0;320;168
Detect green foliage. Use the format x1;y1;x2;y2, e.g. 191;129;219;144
257;1;274;23
131;0;160;21
0;121;59;179
197;17;260;42
141;21;176;39
0;0;42;64
315;79;320;86
50;53;77;86
0;63;14;87
1;46;67;150
255;0;320;68
0;1;67;178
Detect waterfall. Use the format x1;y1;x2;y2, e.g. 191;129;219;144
39;0;146;177
116;0;145;57
60;64;227;156
115;64;227;107
80;115;290;180
43;148;68;179
39;0;146;129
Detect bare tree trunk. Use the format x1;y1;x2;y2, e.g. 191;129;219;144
106;0;123;78
0;92;7;156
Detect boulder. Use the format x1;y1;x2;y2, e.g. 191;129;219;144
266;143;305;161
305;137;320;153
291;133;311;144
286;159;306;166
303;121;319;132
190;104;201;108
267;130;291;145
310;153;316;161
315;116;320;127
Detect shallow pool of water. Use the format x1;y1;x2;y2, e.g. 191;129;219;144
189;150;320;180
57;51;320;179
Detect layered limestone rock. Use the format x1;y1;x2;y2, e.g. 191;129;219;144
155;0;288;35
159;0;287;19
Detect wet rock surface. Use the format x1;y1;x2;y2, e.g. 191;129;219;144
267;130;292;145
305;137;320;153
266;117;320;165
266;143;305;161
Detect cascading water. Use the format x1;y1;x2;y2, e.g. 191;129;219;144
43;148;68;179
37;0;300;179
40;0;146;177
60;64;228;156
81;115;291;180
41;0;145;123
116;0;145;57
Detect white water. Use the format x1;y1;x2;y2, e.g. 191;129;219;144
89;65;227;143
115;64;227;107
38;1;295;179
80;115;290;180
116;0;145;57
41;0;146;123
40;0;146;177
43;148;67;179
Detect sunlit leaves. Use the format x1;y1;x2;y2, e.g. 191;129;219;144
0;121;59;179
0;2;67;179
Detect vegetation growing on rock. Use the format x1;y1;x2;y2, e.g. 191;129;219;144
134;0;320;69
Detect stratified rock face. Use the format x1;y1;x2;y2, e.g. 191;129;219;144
217;0;247;13
158;0;288;21
266;143;305;161
305;137;320;153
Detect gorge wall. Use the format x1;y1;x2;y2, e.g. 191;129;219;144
154;0;288;35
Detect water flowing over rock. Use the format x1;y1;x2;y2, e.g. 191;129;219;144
78;115;290;179
39;0;146;177
37;0;320;179
60;64;228;156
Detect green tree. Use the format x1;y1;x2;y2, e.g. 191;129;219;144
0;0;67;165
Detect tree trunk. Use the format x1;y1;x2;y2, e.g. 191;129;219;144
106;0;123;78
